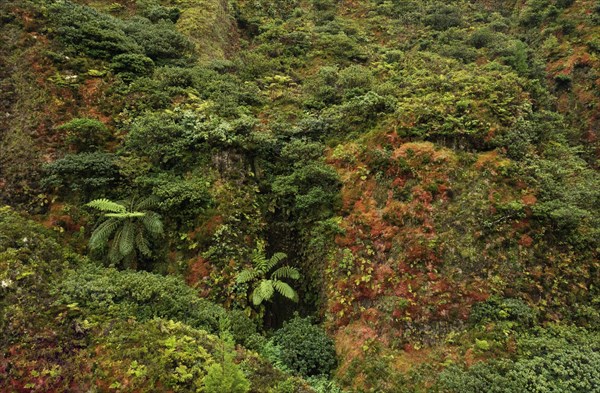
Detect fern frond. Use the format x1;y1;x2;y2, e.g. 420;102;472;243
271;265;300;280
258;280;274;304
108;227;123;264
86;199;126;213
236;268;260;284
136;230;151;257
119;219;135;257
142;212;164;235
251;241;269;271
265;252;287;272
89;218;119;250
251;286;262;306
273;280;298;302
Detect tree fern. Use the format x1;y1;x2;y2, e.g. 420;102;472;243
258;280;274;305
265;252;287;272
236;241;301;307
135;195;160;210
109;226;123;264
86;196;164;267
136;230;151;257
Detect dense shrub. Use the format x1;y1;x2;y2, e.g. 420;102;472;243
469;297;537;327
425;5;463;30
55;263;256;344
437;326;600;393
42;152;120;199
140;4;181;23
50;1;193;64
110;53;155;81
138;173;212;225
271;161;341;222
124;112;202;170
0;207;77;337
50;1;142;59
272;316;338;377
57;118;111;152
122;17;194;63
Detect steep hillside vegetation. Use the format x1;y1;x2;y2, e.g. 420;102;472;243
1;0;599;391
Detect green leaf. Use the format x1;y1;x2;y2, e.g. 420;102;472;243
258;280;274;302
119;220;135;256
271;265;300;280
272;280;298;302
89;218;119;250
86;198;126;213
142;212;164;235
265;252;287;272
236;268;260;284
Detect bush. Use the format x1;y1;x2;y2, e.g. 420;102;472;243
50;1;193;64
271;161;341;223
50;1;142;59
55;263;255;344
140;4;181;23
436;325;600;393
272;316;337;377
57;118;111;152
0;207;76;332
469;297;537;327
123;17;194;63
42;152;120;199
136;172;212;225
425;5;463;30
124;112;202;170
110;53;155;81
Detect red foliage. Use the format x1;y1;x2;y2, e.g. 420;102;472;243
186;256;211;286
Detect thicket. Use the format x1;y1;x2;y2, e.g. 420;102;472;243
2;0;600;391
437;326;600;393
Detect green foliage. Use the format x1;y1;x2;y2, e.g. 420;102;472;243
139;2;181;23
110;53;155;81
436;325;600;393
57;118;111;152
124;111;204;170
56;263;255;343
425;4;463;30
469;297;537;328
236;241;300;306
203;331;251;393
42;152;120;199
271;161;341;223
272;315;338;377
50;1;193;64
0;206;76;335
5;0;600;391
49;1;143;59
122;17;194;64
0;207;83;391
393;54;531;149
86;196;164;266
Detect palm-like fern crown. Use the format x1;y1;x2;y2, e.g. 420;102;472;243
236;241;301;306
86;196;163;265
